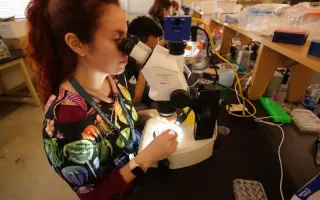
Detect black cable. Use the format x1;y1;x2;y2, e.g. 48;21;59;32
193;26;211;59
193;26;220;84
213;66;218;85
194;26;228;65
194;27;210;49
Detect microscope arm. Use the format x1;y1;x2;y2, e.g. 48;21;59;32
118;35;189;103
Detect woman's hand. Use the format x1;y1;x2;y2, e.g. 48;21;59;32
135;130;178;169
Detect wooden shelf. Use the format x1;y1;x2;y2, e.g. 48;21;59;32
210;19;320;101
211;19;320;73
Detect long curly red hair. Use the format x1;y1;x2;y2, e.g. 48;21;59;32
25;0;119;104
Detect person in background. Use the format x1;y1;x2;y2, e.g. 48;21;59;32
125;16;163;109
170;0;179;15
25;0;178;200
148;0;172;46
170;1;185;16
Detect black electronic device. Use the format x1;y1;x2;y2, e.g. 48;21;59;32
131;165;146;177
170;83;221;140
272;29;308;46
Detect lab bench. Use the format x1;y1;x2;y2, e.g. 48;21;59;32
123;101;319;200
209;18;320;103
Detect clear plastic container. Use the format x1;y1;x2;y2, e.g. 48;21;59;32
245;8;273;32
310;85;320;104
260;10;272;31
218;63;239;87
287;12;320;27
277;84;288;106
246;9;260;31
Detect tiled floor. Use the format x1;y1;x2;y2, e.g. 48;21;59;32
0;103;78;200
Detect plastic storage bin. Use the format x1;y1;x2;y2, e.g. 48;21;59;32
217;63;239;87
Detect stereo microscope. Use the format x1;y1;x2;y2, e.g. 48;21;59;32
119;16;221;169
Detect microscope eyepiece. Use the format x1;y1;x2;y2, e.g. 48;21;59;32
127;34;139;44
118;34;139;55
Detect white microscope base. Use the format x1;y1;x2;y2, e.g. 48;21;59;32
139;118;217;169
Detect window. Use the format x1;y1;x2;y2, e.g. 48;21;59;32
0;0;30;19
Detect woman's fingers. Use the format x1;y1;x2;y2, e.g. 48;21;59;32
160;130;171;135
160;129;177;139
170;141;178;153
167;131;178;140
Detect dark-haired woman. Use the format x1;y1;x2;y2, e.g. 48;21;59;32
25;0;178;199
171;1;179;15
149;0;172;46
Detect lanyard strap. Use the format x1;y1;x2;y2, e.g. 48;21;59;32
68;77;138;152
116;84;137;143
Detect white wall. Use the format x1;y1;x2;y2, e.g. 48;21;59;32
182;0;201;7
200;0;238;14
127;0;153;14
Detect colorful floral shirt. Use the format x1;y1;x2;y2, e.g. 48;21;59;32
43;75;140;199
124;60;152;107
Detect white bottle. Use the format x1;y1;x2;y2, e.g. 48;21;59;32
277;84;287;106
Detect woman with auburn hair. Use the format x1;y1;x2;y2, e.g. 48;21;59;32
149;0;172;45
25;0;178;199
171;1;179;15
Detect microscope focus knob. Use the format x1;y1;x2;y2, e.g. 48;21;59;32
118;34;139;55
157;102;176;117
170;89;191;109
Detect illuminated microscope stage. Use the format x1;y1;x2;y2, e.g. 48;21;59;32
139;118;217;169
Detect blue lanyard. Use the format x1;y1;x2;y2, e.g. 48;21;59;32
68;77;138;154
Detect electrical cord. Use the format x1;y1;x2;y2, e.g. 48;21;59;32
192;18;252;117
257;118;285;200
237;103;285;200
223;76;284;200
193;26;219;83
195;27;211;55
228;83;257;118
213;66;218;84
193;26;215;64
191;18;285;200
240;71;253;82
234;75;285;200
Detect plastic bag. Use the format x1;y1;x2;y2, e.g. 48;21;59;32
238;4;290;32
